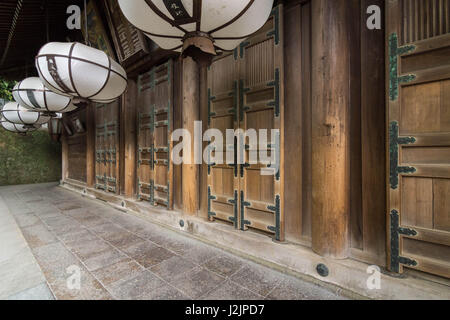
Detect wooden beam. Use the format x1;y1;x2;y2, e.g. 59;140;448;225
182;57;200;215
311;0;351;259
86;104;96;188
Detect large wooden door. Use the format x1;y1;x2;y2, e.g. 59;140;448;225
137;60;174;209
387;0;450;278
95;102;120;194
207;6;284;241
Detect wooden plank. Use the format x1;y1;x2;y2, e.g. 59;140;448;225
360;0;386;261
433;178;450;231
311;0;351;258
282;2;303;243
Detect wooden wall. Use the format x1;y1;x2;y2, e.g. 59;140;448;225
283;0;312;245
62;0;388;267
65;108;87;184
282;0;386;265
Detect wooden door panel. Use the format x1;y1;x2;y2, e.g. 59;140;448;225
239;6;284;241
206;5;284;240
137;60;173;209
387;0;450;278
207;51;240;227
95;102;119;194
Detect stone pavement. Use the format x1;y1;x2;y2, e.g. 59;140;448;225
0;191;53;300
0;183;348;300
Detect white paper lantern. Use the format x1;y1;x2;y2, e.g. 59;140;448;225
1;117;39;134
35;42;128;104
1;102;50;127
118;0;274;60
12;77;77;114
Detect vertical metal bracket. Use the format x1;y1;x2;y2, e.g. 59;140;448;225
239;41;250;59
207;186;217;219
267;6;280;45
389;121;416;189
390;209;418;273
208;88;216;125
267;68;280;117
267;195;281;241
240;190;251;230
389;33;416;101
227;190;239;229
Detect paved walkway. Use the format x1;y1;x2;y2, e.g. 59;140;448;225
0;183;347;300
0;191;53;300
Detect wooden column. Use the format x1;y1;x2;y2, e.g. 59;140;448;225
311;0;351;259
123;79;137;197
182;57;200;215
86;104;96;188
61;130;69;182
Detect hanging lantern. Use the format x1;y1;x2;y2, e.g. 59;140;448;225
0;117;39;135
35;42;128;104
118;0;274;65
1;102;51;128
12;77;77;115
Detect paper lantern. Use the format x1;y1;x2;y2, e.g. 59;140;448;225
12;77;77;114
0;117;39;134
1;102;50;128
35;42;128;104
118;0;274;63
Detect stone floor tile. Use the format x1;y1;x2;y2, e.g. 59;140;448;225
50;268;112;300
21;223;58;249
14;213;40;228
7;283;55;300
65;238;113;260
203;255;245;278
230;262;283;297
101;231;146;250
89;222;126;237
124;242;175;268
182;244;221;265
150;255;197;282
32;243;82;284
82;248;128;272
172;267;225;299
266;278;348;300
57;229;97;243
107;270;165;300
91;259;144;287
201;280;264;300
138;284;190;300
74;214;110;228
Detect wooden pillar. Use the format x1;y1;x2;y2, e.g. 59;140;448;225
182;57;200;215
86;105;96;188
123;79;137;197
61;130;69;182
311;0;351;259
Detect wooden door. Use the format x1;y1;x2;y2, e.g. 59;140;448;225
387;0;450;278
137;60;174;209
207;6;284;241
207;51;240;227
95;102;120;194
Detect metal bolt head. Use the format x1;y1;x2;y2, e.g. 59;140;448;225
179;220;185;228
316;264;329;277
